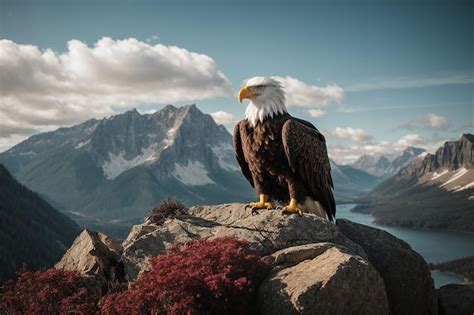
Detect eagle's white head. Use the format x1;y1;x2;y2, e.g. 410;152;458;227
238;76;287;127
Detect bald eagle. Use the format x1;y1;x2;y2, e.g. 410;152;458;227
233;77;336;221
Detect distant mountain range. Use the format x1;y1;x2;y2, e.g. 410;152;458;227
0;105;254;237
330;160;382;201
0;105;382;238
351;147;427;178
355;134;474;232
0;164;79;283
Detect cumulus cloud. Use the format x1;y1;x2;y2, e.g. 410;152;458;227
272;76;344;109
210;111;237;126
0;37;232;147
308;109;327;118
327;127;373;143
399;113;450;131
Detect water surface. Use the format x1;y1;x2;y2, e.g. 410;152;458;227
337;204;472;288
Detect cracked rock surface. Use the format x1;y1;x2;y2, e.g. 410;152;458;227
121;203;366;279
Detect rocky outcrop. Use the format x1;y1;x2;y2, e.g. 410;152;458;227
259;244;389;314
55;229;125;286
402;134;473;177
121;203;367;279
57;203;438;314
438;283;474;315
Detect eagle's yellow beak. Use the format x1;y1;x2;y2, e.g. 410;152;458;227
238;86;255;103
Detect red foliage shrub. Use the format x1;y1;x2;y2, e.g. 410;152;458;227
100;237;269;315
0;267;99;314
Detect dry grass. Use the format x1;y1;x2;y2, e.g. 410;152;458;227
147;198;187;225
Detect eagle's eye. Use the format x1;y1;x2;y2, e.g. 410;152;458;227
254;85;265;90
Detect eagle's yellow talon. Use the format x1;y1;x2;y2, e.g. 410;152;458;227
282;198;304;216
248;194;273;210
248;201;273;209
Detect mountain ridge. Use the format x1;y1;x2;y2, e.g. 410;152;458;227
355;134;474;232
0;164;80;283
351;147;426;178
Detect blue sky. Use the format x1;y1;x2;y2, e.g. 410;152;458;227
0;0;472;162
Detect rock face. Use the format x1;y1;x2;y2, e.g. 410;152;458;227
402;134;473;177
259;244;389;315
57;203;438;314
121;203;367;279
437;283;474;315
55;229;125;285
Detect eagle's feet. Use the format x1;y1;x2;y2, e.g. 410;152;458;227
247;201;273;215
246;194;273;215
248;201;273;209
281;198;304;216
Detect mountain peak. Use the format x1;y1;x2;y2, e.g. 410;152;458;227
401;133;473;178
461;133;474;144
125;108;140;115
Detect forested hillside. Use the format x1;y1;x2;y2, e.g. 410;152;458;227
0;164;80;282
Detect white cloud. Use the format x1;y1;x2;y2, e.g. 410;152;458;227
210;111;237;126
327;127;373;143
424;113;449;130
400;113;450;131
145;35;160;43
308;109;327;118
345;73;474;92
328;133;428;164
272;76;344;109
393;134;425;150
0;37;232;148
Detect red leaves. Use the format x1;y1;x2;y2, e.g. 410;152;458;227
100;237;269;315
0;268;99;314
0;237;269;314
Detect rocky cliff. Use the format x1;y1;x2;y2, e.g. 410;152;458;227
56;203;440;314
402;134;473;177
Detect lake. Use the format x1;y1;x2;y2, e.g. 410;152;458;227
337;204;474;288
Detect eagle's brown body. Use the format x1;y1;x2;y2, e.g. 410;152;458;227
233;113;336;221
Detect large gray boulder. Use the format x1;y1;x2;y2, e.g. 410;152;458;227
336;219;438;315
259;243;389;314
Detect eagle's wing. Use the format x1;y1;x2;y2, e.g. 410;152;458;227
233;120;254;188
282;119;336;220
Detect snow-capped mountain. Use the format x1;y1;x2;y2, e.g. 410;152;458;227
351;147;426;178
0;105;253;237
400;134;474;194
358;134;474;232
